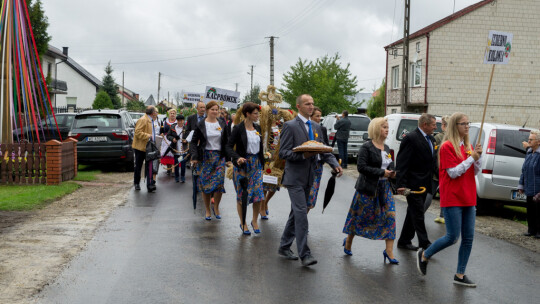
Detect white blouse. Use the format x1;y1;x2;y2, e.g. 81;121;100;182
205;121;222;151
246;129;260;154
380;150;392;180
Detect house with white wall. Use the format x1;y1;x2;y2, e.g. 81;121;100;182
384;0;540;127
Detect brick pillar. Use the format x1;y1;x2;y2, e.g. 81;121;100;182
46;140;62;185
63;138;78;177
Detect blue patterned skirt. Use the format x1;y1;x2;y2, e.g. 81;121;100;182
307;162;324;209
233;154;264;204
198;150;226;194
342;179;396;240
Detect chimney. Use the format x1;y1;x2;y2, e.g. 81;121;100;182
62;47;68;57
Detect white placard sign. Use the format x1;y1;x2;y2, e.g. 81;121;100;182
203;86;241;109
263;175;278;185
182;92;204;104
484;30;513;65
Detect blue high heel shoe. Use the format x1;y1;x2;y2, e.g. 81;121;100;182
205;216;211;221
251;222;261;234
240;224;251;235
261;214;269;220
343;238;352;256
212;206;221;219
383;250;399;264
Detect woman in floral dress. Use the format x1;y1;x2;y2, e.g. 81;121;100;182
226;102;265;235
342;117;399;264
190;101;229;220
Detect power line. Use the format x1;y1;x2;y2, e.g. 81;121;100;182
82;42;265;65
278;0;331;37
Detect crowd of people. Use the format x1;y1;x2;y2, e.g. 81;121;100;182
131;94;540;288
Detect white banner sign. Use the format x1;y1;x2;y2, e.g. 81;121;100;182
262;175;278;185
203;86;241;109
484;30;513;65
182;92;204;104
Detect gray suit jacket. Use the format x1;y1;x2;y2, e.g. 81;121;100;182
279;116;339;187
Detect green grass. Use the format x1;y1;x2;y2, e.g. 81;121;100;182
503;205;527;214
503;206;527;226
72;164;100;182
0;182;81;211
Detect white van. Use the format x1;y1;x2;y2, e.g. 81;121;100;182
384;113;442;163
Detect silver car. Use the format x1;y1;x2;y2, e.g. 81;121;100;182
469;122;533;211
321;113;371;158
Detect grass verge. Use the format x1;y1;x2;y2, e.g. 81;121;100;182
0;182;80;211
503;205;527;226
73;165;100;182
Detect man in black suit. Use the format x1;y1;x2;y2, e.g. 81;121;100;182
183;101;206;140
396;113;437;251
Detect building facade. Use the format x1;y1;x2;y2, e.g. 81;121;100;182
385;0;540;127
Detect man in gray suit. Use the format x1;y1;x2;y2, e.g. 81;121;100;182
278;94;343;266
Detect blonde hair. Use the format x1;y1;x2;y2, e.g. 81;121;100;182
531;130;540;139
167;108;177;115
368;117;387;141
443;112;470;161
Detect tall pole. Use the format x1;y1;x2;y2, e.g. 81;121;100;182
248;65;255;102
122;71;125;106
401;0;410;113
266;36;278;85
235;83;238;92
157;72;161;104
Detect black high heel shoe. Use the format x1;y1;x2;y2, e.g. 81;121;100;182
383;250;399;264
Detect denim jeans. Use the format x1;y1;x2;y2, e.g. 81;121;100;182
424;206;475;274
337;139;348;167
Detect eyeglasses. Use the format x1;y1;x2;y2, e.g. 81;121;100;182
456;122;470;126
528;138;539;142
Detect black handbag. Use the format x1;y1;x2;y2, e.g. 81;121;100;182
145;140;160;161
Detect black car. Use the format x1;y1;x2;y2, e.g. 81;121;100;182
13;113;76;142
69;109;135;170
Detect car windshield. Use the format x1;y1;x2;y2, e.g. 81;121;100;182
396;119;442;141
73;114;121;129
349;116;370;131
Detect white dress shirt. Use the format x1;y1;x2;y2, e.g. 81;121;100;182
205;121;222;151
246;129;260;154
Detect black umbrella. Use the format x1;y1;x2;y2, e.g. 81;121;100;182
192;162;198;210
238;164;249;227
322;169;338;213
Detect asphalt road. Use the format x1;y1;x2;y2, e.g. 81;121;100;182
36;169;539;304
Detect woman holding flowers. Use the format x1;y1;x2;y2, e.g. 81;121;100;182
190;101;229;220
226;102;265;235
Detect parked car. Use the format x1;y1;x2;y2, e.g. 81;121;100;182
469;122;534;211
129;112;144;124
68;109;135;170
13;113;76;142
384;113;443;162
321;113;371;157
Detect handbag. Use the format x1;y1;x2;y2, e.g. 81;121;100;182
146;140;161;161
533;192;540;203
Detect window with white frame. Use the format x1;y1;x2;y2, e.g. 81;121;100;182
391;66;399;89
411;60;422;87
416;42;421;53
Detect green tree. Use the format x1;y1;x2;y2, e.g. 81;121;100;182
26;0;51;58
242;84;262;105
366;79;386;119
101;62;122;109
92;90;114;109
280;53;359;114
126;99;145;112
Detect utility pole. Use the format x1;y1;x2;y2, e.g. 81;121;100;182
248;65;255;102
122;71;125;106
157;72;161;104
266;36;278;85
401;0;410;113
168;91;170;107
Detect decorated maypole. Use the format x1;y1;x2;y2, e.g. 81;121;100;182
0;0;60;144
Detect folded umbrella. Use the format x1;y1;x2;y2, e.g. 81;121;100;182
192;161;198;210
424;185;439;212
322;169;338;213
238;164;249;227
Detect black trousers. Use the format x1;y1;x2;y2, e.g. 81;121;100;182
526;195;539;235
398;192;431;249
134;149;152;186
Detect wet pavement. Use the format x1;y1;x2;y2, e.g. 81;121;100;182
36;169;539;304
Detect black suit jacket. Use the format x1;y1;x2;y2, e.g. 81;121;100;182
226;122;264;167
355;140;395;196
189;119;229;161
396;128;435;193
321;125;330;146
183;114;205;140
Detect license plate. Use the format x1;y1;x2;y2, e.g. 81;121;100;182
511;190;526;201
86;136;107;142
350;136;362;141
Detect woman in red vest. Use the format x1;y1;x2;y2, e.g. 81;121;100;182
416;112;482;287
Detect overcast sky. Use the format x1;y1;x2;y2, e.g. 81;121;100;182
42;0;480;102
